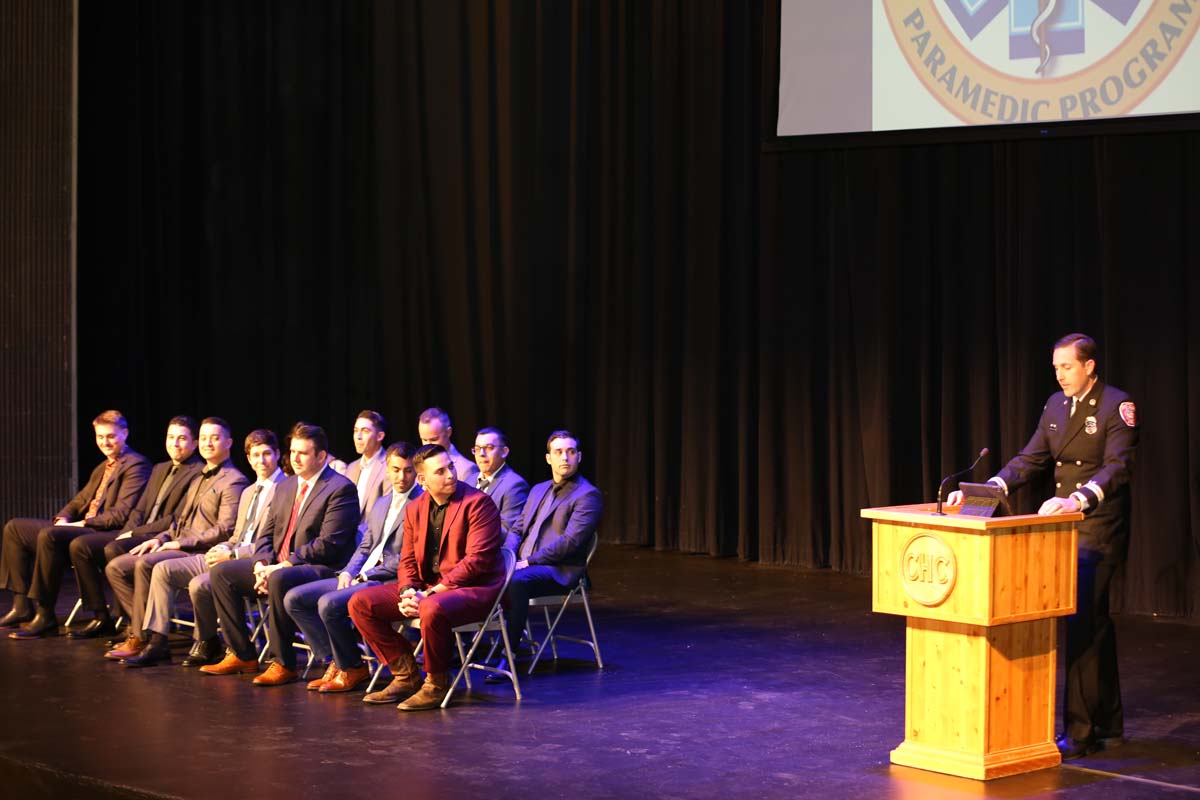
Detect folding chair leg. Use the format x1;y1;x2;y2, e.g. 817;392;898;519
64;598;83;628
579;588;603;668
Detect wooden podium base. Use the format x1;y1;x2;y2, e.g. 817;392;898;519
891;739;1061;781
893;616;1062;780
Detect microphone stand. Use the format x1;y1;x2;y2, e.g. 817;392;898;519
934;448;989;515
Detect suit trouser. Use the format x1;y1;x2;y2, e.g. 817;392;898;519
68;532;148;614
282;577;382;670
503;566;572;647
211;559;335;669
0;517;50;597
105;549;191;635
1064;553;1124;742
348;582;502;674
25;524;120;610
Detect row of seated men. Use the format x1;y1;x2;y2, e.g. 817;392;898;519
0;406;603;711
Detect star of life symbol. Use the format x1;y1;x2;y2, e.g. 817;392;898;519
946;0;1139;75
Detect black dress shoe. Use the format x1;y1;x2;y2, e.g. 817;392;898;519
180;637;223;667
67;617;117;639
123;639;172;668
0;608;34;629
1056;735;1098;761
8;610;58;640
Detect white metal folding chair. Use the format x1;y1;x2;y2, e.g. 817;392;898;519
524;535;603;674
398;548;522;708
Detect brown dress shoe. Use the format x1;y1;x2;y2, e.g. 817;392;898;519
397;671;451;711
306;663;338;691
252;661;298;686
199;652;260;676
105;635;145;660
319;664;371;693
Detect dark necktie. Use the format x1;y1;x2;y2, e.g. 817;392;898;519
476;475;490;492
147;465;179;524
278;483;310;563
240;484;264;542
519;483;568;560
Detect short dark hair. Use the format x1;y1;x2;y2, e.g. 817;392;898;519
386;440;417;461
413;443;446;469
1053;333;1098;366
167;415;198;438
476;426;509;448
418;407;452;428
291;423;329;455
546;430;580;451
93;409;129;430
200;416;232;437
244;429;279;455
355;409;388;436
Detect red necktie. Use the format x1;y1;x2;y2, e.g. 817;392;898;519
277;482;309;563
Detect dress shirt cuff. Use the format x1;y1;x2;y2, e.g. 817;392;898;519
1070;491;1090;512
988;477;1009;496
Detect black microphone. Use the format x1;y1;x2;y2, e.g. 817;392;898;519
934;447;989;516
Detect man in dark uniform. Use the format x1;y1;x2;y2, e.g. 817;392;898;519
950;332;1138;760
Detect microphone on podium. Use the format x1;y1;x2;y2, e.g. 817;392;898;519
934;447;989;516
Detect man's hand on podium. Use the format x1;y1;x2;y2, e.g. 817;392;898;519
946;490;964;506
1038;495;1081;515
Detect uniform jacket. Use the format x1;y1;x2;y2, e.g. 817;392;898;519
996;380;1138;557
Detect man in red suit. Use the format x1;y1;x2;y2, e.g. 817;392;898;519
348;443;504;711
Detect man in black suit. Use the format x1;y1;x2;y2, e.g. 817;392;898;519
471;426;529;538
1;410;152;639
201;423;358;685
503;430;603;651
950;333;1138;760
64;415;203;639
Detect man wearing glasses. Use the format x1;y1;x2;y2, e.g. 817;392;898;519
471;427;528;539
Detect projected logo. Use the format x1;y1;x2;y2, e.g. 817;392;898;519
882;0;1198;124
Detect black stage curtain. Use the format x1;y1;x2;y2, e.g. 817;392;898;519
75;2;1199;615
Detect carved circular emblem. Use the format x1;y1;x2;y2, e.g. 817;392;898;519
901;533;958;607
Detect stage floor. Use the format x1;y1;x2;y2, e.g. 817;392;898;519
1;545;1198;799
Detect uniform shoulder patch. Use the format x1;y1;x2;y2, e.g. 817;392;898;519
1119;401;1137;428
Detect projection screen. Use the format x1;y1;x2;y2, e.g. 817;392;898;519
777;0;1200;137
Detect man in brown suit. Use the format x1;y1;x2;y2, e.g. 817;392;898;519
0;410;151;639
104;417;249;664
349;443;504;711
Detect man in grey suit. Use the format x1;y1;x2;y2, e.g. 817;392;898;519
418;407;478;483
106;417;249;665
127;429;284;668
503;430;604;649
202;423;358;685
63;415;203;640
345;410;390;530
283;441;423;693
1;410;152;639
471;426;529;538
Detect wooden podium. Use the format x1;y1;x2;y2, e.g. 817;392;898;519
862;503;1081;780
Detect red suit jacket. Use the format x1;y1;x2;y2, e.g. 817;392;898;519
399;483;504;592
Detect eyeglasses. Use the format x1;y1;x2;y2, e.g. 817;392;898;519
471;444;500;455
